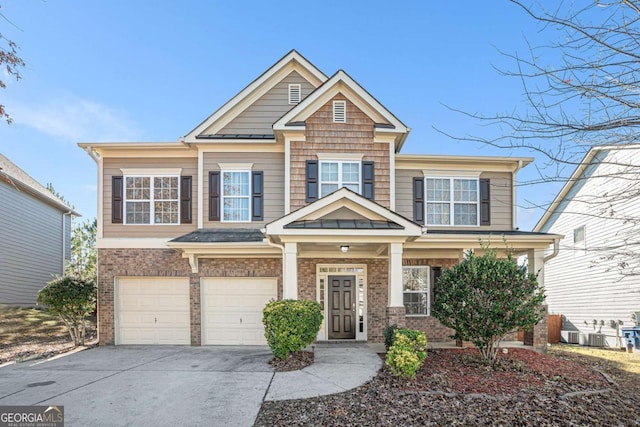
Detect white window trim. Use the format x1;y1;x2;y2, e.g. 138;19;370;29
220;169;252;223
403;266;430;317
425;176;480;227
120;168;182;176
319;160;361;197
316;152;363;161
333;100;346;123
123;175;181;226
288;83;301;104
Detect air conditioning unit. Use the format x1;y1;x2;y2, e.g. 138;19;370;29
579;333;590;346
560;330;579;344
588;333;606;347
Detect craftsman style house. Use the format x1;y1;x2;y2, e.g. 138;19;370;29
80;50;559;347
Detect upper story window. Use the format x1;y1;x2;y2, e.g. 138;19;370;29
222;171;250;222
573;225;585;245
426;177;479;226
124;175;179;225
320;161;360;197
288;84;301;104
333;100;346;123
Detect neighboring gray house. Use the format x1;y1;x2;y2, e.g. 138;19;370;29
0;154;79;305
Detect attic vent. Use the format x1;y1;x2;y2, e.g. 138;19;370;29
333;100;346;123
289;84;301;104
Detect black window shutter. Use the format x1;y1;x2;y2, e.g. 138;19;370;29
412;177;424;225
251;171;264;221
112;176;123;224
480;178;491;225
180;176;192;224
430;266;442;315
209;171;220;221
362;161;375;200
305;160;318;202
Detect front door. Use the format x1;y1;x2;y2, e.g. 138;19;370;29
328;275;356;339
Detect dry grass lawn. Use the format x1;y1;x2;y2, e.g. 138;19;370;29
0;305;96;363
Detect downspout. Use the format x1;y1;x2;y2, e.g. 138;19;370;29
513;160;523;230
62;211;73;273
264;233;285;297
83;146;99;163
544;238;561;263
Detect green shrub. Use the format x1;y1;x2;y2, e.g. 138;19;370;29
383;324;399;351
385;328;427;379
432;248;545;364
37;276;96;346
263;299;323;359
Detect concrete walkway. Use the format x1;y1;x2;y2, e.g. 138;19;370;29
0;344;383;426
266;344;383;401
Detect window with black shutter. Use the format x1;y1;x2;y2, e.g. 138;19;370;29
480;178;491;225
180;176;192;224
362;161;375;200
305;160;318;202
209;171;220;221
112;176;123;223
251;171;264;221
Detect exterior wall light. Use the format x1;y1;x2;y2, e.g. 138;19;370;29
340;245;350;253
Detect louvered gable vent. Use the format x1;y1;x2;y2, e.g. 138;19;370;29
289;84;301;104
333;100;346;123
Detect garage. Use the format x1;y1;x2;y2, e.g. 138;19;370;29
201;277;277;345
116;277;191;345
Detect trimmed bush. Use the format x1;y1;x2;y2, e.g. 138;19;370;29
37;276;96;346
263;299;323;359
383;324;399;351
385;328;427;379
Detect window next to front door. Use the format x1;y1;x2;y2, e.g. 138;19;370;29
403;266;430;316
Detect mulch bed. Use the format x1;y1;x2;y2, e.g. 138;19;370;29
256;347;640;426
269;351;314;372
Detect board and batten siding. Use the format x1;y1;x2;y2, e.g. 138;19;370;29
541;148;640;347
103;157;198;238
395;169;513;230
203;152;284;228
216;71;317;135
0;181;65;305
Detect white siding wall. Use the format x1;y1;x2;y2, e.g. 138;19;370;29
542;149;640;347
0;181;64;305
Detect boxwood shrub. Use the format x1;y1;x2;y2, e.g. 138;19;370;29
385;328;427;379
263;299;323;359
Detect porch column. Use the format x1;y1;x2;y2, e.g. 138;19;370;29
283;242;298;300
387;242;406;327
528;248;547;353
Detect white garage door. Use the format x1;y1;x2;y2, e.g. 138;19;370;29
116;277;191;345
202;277;277;345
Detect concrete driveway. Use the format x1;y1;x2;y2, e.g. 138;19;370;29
0;346;275;427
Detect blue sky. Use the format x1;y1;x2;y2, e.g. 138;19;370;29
0;1;562;229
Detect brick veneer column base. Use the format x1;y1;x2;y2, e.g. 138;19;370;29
533;304;549;353
386;306;406;328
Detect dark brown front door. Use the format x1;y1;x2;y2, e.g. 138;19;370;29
328;275;356;339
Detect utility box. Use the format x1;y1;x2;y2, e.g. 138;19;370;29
621;327;640;353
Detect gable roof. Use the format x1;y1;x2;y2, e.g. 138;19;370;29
0;153;80;215
533;144;640;232
273;69;410;151
183;50;328;142
266;187;423;238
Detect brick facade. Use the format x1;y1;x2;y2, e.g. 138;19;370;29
289;94;391;211
97;249;281;345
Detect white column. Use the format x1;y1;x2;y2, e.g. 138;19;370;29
527;248;545;288
388;243;404;307
283;242;298;300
